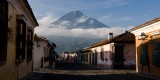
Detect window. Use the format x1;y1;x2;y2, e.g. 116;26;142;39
100;48;104;61
104;51;108;61
16;15;26;63
44;47;48;62
110;45;115;60
43;47;47;61
27;29;33;60
140;44;149;65
44;47;47;57
152;43;160;66
0;0;8;66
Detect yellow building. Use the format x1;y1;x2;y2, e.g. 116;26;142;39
131;17;160;77
0;0;38;80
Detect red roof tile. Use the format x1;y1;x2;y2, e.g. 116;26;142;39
90;31;135;48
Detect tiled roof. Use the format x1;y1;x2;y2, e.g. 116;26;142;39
34;34;47;41
90;39;109;48
111;31;135;42
82;47;91;53
90;31;135;48
34;34;56;47
131;17;160;31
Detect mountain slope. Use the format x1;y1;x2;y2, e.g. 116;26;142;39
47;36;103;54
51;11;109;29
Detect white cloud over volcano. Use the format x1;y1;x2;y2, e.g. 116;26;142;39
35;13;133;39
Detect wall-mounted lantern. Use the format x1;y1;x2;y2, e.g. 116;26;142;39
139;32;148;40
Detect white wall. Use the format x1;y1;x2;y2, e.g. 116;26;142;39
131;21;160;36
33;44;44;68
33;40;49;68
91;43;114;68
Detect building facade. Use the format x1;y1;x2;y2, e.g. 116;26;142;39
131;17;160;77
81;48;91;64
90;31;136;69
0;0;38;80
33;34;57;69
34;35;49;68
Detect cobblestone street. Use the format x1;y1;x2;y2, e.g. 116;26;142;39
27;62;159;80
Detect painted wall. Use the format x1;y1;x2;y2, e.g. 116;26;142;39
103;43;113;68
123;43;136;69
91;43;113;69
91;42;136;69
33;39;49;68
0;1;38;80
131;19;160;77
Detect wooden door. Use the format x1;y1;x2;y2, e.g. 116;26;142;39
114;45;124;69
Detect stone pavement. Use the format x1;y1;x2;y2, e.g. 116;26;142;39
26;62;159;80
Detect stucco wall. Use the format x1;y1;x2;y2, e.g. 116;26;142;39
131;19;160;77
123;43;136;66
91;43;113;68
0;1;36;80
33;40;49;68
33;45;43;68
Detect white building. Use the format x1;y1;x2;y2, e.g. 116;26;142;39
90;32;136;69
33;35;50;68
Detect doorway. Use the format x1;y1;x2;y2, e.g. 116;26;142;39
114;45;124;69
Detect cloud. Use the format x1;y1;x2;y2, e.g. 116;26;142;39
98;14;136;27
28;0;130;16
35;27;126;39
35;14;131;39
98;14;112;21
76;0;129;9
98;0;129;8
100;15;135;22
38;13;58;26
28;0;134;28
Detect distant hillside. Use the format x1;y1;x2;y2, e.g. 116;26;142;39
47;36;103;54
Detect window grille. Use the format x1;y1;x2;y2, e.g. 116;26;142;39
152;43;160;66
16;16;26;63
27;29;33;60
140;44;149;65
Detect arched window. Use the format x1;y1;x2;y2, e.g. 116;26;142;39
0;0;8;66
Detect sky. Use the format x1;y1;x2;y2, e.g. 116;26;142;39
28;0;160;39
